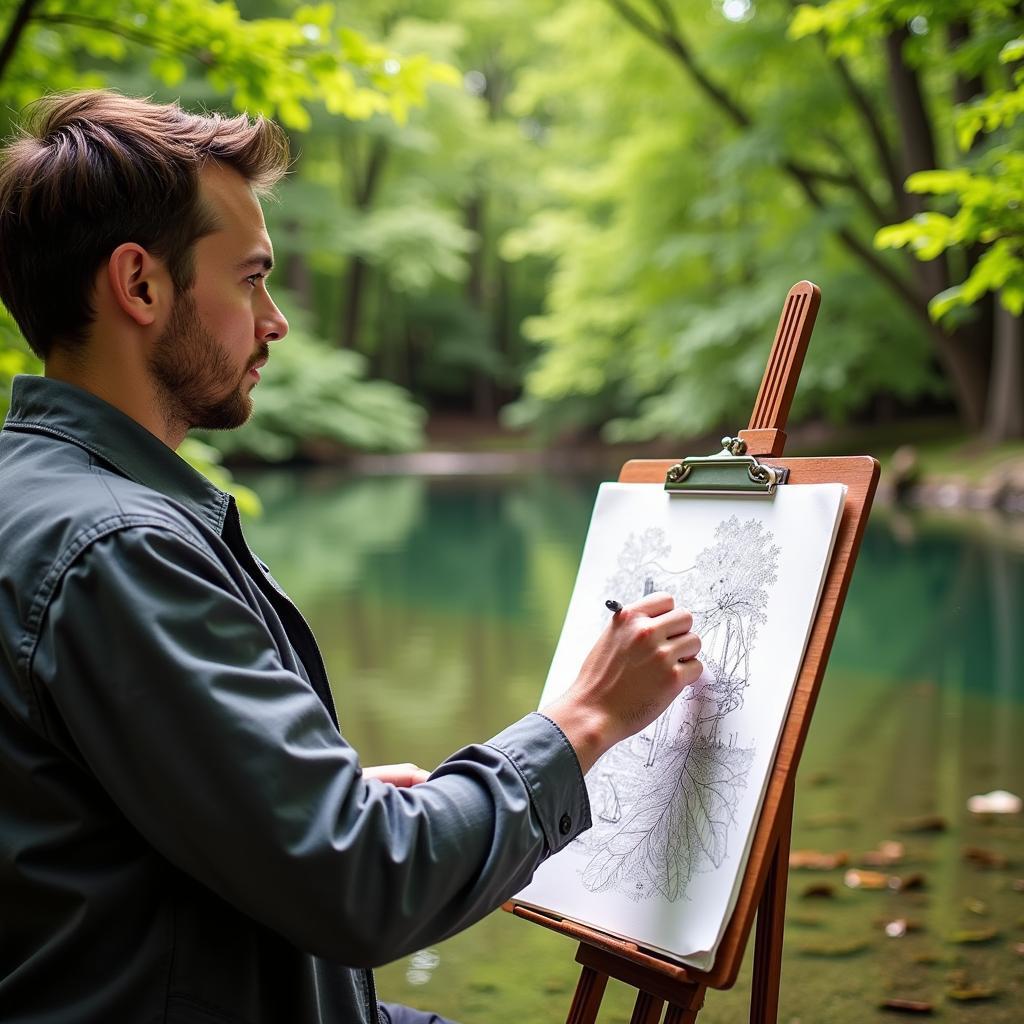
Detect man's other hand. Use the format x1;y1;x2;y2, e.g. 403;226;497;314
364;763;431;787
541;592;702;774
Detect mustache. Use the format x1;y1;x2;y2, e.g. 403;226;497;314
247;344;270;370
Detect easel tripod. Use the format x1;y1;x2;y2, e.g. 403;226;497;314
508;281;879;1024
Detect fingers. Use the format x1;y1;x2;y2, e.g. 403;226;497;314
363;763;431;787
622;594;694;641
662;630;701;663
626;590;674;617
675;657;704;686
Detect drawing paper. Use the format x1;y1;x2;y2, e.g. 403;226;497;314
513;481;846;970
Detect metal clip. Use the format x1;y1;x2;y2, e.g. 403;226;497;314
664;437;789;496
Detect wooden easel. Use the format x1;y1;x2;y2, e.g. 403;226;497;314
508;280;879;1024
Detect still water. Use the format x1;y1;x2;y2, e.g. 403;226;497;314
240;469;1023;1023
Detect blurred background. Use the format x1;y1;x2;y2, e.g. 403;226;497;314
1;0;1021;1019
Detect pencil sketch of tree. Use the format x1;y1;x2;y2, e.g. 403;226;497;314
575;516;779;903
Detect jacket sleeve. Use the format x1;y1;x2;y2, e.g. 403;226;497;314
30;524;591;967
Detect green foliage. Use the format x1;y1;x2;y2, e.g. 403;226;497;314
196;295;425;461
499;0;940;441
875;37;1024;319
0;308;40;421
0;0;456;129
178;437;263;517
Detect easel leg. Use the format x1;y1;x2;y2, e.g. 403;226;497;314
662;986;705;1024
566;965;608;1024
628;991;664;1024
749;784;794;1024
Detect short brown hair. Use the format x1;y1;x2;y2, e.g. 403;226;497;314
0;91;289;359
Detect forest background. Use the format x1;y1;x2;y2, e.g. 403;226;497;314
0;0;1022;496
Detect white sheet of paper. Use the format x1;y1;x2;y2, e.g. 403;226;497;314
513;481;847;970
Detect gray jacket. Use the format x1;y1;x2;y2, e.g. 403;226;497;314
0;374;590;1023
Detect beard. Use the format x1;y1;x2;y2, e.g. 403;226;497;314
149;292;265;433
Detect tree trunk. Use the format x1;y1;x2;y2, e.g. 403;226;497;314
492;257;512;404
885;26;990;429
284;224;314;310
464;192;497;418
340;255;370;351
338;134;388;349
984;303;1023;441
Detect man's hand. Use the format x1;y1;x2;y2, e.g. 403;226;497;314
542;592;702;774
363;763;431;787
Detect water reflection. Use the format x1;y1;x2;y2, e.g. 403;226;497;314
240;469;1023;1024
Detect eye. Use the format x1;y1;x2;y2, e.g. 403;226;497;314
245;273;264;288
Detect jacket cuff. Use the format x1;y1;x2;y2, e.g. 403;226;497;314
486;711;592;854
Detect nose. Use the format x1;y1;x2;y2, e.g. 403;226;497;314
257;294;288;343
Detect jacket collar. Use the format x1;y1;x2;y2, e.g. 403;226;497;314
3;374;230;534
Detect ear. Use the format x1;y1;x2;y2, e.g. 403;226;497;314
105;243;172;327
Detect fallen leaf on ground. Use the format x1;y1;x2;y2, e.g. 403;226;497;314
947;927;999;944
963;846;1009;869
796;938;870;957
881;918;924;938
790;849;848;870
896;815;947;833
863;840;905;867
963;898;988;915
845;868;889;890
889;872;926;892
967;790;1022;814
947;985;997;1002
879;998;934;1014
800;882;835;899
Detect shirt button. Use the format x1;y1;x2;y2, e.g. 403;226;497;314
559;814;572;835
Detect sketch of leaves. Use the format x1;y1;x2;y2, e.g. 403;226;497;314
606;527;687;607
581;744;690;897
690;517;779;630
681;735;753;868
581;736;755;902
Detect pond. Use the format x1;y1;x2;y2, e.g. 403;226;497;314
239;468;1024;1024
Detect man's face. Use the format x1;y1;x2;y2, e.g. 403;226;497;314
149;163;288;431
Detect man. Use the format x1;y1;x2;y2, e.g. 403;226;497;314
0;92;702;1024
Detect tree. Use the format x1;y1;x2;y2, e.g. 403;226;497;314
876;34;1024;440
502;0;1022;441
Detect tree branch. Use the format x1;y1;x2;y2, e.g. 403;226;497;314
0;0;41;84
830;52;905;205
32;12;206;61
604;0;929;321
784;0;905;216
